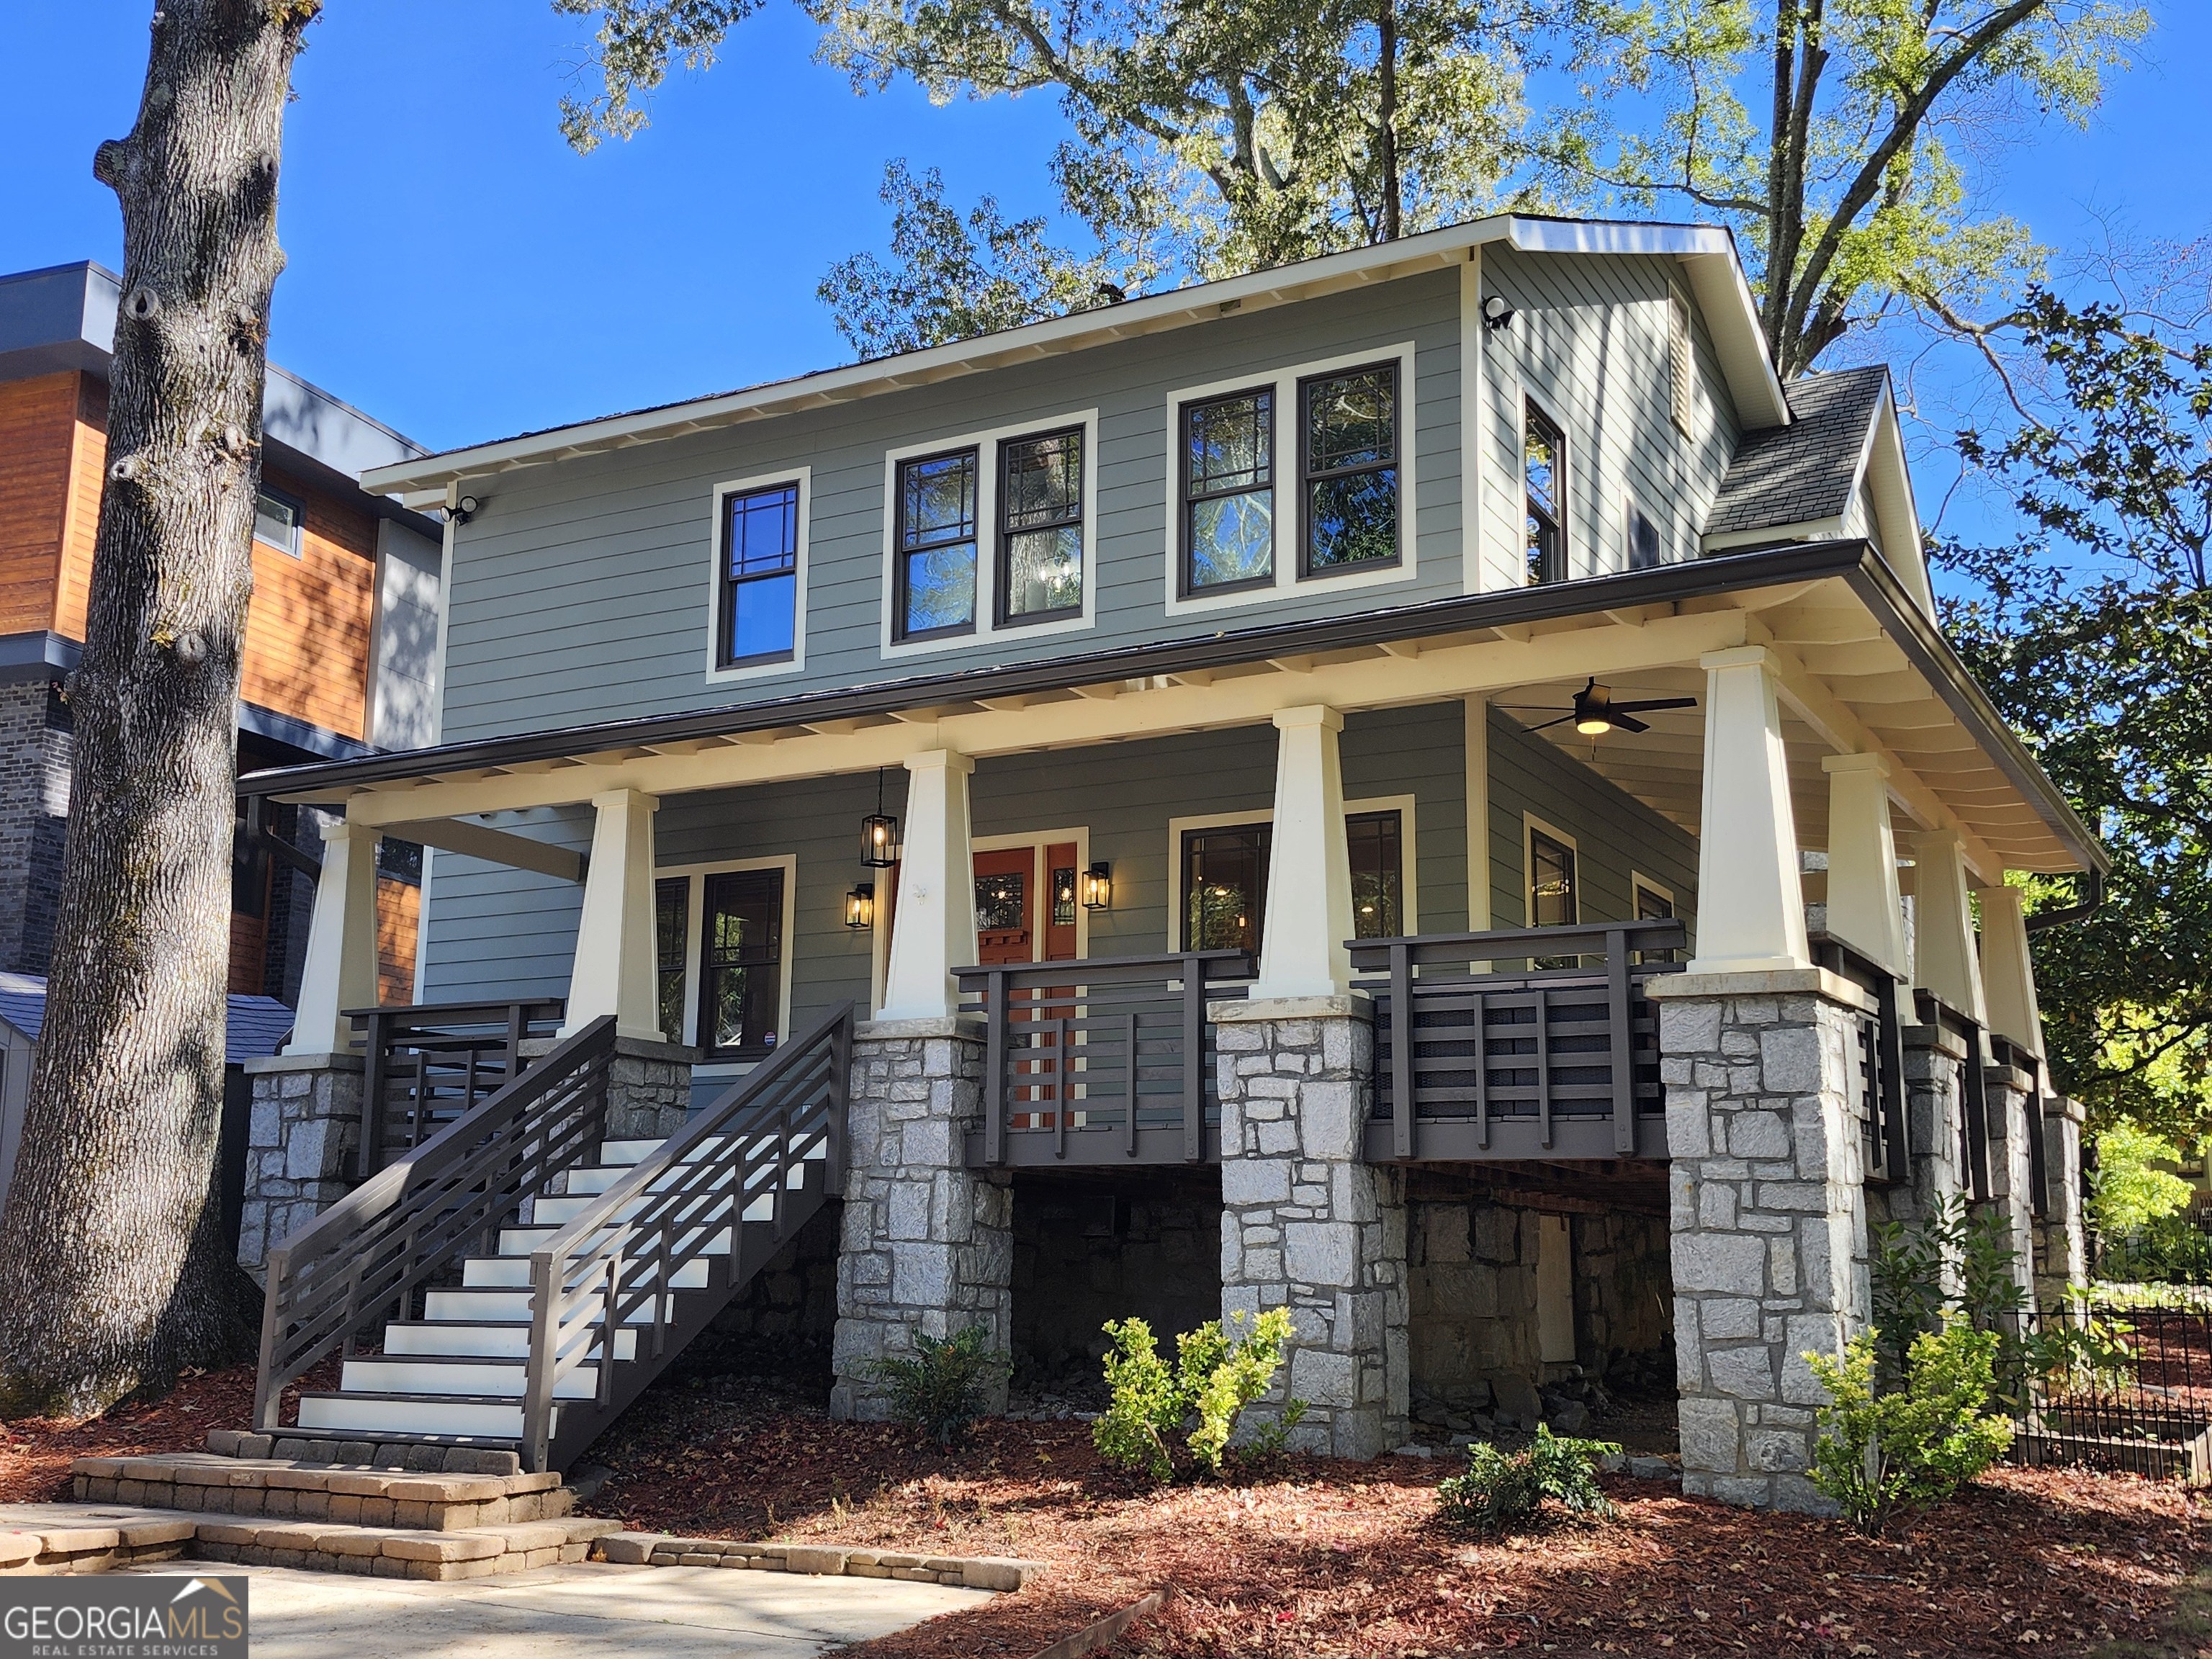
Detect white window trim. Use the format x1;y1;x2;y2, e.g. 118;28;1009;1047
1522;812;1581;928
1630;871;1675;919
655;853;799;1077
253;483;305;559
1624;488;1668;571
865;828;1094;1015
703;467;810;685
879;409;1101;659
1161;341;1421;617
1166;796;1420;950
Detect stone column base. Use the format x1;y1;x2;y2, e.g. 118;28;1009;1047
2036;1096;2088;1305
1983;1061;2040;1308
605;1037;695;1141
238;1053;364;1280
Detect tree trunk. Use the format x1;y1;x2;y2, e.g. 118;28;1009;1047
0;0;318;1419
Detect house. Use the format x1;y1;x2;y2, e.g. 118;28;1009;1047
233;215;2100;1512
0;261;442;1007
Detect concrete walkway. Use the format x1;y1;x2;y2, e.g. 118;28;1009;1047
113;1555;992;1657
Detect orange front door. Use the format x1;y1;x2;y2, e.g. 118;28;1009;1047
973;847;1035;965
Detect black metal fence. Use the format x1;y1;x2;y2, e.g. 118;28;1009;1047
2008;1303;2212;1483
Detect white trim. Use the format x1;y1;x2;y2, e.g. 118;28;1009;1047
428;510;454;746
880;409;1100;659
1522;811;1581;928
702;466;810;686
1629;870;1675;918
1464;697;1491;929
968;827;1094;963
1166;796;1420;950
410;844;434;1004
653;853;799;1072
1623;487;1667;570
1161;343;1421;618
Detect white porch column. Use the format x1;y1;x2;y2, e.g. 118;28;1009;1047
284;819;382;1056
1688;647;1810;975
878;749;978;1022
563;788;663;1041
1978;884;2045;1056
1252;705;1355;999
1910;828;1987;1023
1820;752;1907;974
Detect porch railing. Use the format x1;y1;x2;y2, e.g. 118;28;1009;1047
1914;987;1994;1200
1807;932;1909;1185
1349;920;1685;1161
955;950;1254;1166
254;1016;619;1431
348;999;567;1177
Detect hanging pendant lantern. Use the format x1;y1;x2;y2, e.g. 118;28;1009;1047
860;766;899;868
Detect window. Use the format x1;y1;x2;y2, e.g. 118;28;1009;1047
1668;290;1694;434
1525;403;1565;585
1347;810;1403;939
1528;827;1578;927
895;448;979;639
698;868;785;1058
1181;388;1274;594
998;428;1084;624
1300;364;1399;574
1182;824;1270;955
1632;874;1679;963
1626;498;1663;571
655;877;689;1043
719;482;800;666
253;487;302;557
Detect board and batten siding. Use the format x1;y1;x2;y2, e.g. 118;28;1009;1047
433;273;1465;745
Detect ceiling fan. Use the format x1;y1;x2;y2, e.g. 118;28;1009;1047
1500;677;1698;737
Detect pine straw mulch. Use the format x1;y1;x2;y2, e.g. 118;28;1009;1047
583;1380;2209;1659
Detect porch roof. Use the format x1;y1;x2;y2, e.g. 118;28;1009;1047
237;541;2103;884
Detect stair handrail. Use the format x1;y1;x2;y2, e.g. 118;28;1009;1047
517;1003;853;1473
252;1015;621;1432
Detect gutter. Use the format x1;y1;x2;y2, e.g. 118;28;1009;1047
2024;868;2105;932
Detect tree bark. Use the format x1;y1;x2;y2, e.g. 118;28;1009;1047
0;0;318;1419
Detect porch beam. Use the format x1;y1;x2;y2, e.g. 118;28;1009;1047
379;817;584;883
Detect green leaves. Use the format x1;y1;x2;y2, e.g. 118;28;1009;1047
1092;1308;1300;1481
864;1323;1009;1446
551;0;762;153
1434;1424;1622;1533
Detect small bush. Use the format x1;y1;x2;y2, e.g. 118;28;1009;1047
1806;1318;2013;1535
867;1326;1007;1447
1093;1308;1300;1481
1435;1425;1621;1534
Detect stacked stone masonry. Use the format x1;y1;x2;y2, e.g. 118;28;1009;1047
2036;1097;2089;1305
1215;999;1408;1460
237;1053;364;1277
1982;1061;2042;1310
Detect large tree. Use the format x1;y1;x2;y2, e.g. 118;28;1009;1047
0;0;315;1416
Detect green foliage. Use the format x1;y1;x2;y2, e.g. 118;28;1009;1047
1434;1425;1620;1534
2091;1123;2195;1236
1092;1308;1300;1482
1806;1320;2015;1536
2100;1215;2212;1286
865;1325;1008;1447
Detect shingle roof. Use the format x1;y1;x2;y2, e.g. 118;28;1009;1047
1705;365;1889;539
0;971;293;1063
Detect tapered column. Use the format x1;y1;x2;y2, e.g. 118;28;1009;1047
284;819;382;1056
563;788;663;1041
1253;705;1355;999
1821;753;1907;974
1977;884;2044;1056
878;750;977;1021
1910;829;1987;1024
1689;647;1810;974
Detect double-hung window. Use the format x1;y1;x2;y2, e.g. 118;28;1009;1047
895;448;981;639
1524;402;1565;585
719;481;800;666
1180;388;1274;595
1300;364;1399;574
998;428;1084;624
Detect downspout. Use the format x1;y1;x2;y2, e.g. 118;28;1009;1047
2023;868;2105;934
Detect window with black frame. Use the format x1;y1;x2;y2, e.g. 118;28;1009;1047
999;428;1084;623
1633;877;1680;963
697;868;784;1058
1181;387;1274;594
1529;825;1578;968
895;448;979;639
1182;824;1271;956
1525;403;1565;585
1347;810;1403;939
655;877;688;1043
720;481;800;666
1300;364;1398;574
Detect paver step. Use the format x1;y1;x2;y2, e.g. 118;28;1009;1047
71;1454;569;1530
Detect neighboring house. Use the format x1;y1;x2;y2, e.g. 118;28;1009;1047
0;261;441;1006
236;216;2100;1511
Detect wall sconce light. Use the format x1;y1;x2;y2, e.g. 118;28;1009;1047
1481;294;1515;333
859;767;899;868
1082;862;1112;911
845;882;876;930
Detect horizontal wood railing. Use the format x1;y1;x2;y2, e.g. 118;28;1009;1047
253;1017;619;1433
348;999;567;1178
1914;986;1993;1202
1349;921;1686;1161
1807;931;1910;1186
955;950;1255;1166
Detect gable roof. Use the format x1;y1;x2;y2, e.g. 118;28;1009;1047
1705;366;1889;539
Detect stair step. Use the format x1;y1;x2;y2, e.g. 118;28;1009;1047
596;1138;667;1165
495;1223;734;1259
459;1254;711;1290
384;1321;640;1362
423;1287;673;1324
297;1391;549;1441
340;1355;601;1401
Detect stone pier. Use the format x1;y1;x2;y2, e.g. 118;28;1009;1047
1982;1058;2041;1307
238;1053;364;1280
2036;1096;2089;1305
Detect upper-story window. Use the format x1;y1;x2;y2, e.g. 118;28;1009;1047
1301;364;1399;575
999;428;1084;624
896;448;981;640
1180;388;1274;595
720;481;800;666
253;485;304;558
1524;402;1565;585
1626;497;1663;571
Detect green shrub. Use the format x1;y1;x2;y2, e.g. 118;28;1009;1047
1435;1426;1621;1534
1806;1318;2014;1535
866;1326;1007;1447
1092;1308;1301;1481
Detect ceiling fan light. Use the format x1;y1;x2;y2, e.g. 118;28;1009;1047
1575;714;1612;736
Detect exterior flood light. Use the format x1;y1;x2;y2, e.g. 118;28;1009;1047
1481;294;1515;332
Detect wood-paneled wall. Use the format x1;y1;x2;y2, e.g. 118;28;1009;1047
0;372;86;636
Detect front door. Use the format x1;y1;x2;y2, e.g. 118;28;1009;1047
973;847;1035;965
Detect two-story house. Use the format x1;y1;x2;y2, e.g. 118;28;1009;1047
233;215;2101;1513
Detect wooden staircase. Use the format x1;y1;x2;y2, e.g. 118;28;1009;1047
253;1005;850;1473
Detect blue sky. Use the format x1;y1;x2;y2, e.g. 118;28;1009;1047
4;0;2207;508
